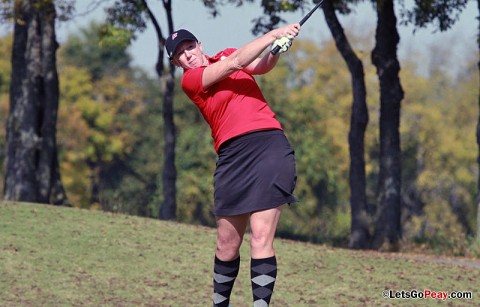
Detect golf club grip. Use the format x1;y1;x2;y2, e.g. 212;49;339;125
271;45;281;55
270;0;326;55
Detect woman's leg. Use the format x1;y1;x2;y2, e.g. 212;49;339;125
213;214;249;307
249;206;283;258
249;206;283;306
216;214;249;260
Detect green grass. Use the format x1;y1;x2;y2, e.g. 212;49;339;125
1;201;479;306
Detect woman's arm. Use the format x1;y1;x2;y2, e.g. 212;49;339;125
242;52;279;75
202;23;300;89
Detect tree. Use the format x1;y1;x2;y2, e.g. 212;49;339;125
3;0;69;205
367;0;470;250
106;0;177;220
370;0;404;250
322;1;370;249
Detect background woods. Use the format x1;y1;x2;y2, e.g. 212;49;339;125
0;0;478;257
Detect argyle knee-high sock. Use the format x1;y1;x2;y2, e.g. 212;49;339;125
213;256;240;307
251;256;277;307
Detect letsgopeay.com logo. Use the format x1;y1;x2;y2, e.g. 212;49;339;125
382;289;473;301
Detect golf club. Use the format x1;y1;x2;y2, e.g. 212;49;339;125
271;0;327;55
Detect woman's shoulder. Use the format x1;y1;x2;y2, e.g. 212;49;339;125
210;48;237;62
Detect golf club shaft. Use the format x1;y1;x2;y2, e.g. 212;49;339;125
271;0;326;55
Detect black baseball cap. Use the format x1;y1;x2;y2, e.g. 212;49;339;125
165;29;198;59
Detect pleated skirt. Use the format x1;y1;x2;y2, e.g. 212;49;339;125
213;129;297;216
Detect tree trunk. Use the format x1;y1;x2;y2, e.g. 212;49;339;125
159;2;177;221
37;1;62;204
322;2;370;249
141;0;177;220
4;0;69;205
159;73;177;220
371;0;404;251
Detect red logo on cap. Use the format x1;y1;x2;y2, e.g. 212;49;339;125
172;33;178;40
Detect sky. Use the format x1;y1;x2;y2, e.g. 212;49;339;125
8;0;480;77
131;0;476;78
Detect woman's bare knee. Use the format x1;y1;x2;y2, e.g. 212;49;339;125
216;230;244;260
249;207;283;258
250;230;274;256
216;238;241;260
215;214;248;261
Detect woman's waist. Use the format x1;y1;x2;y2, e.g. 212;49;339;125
217;128;284;153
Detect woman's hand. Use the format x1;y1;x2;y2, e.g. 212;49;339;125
271;23;301;40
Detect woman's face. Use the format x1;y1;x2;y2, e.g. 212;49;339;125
172;40;205;69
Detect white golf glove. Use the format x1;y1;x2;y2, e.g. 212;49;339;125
271;35;294;54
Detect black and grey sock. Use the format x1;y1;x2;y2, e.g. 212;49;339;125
213;255;240;307
251;256;277;307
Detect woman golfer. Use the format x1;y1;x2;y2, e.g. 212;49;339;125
165;23;300;307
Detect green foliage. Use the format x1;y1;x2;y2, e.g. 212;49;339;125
54;0;76;22
467;237;480;257
399;0;468;31
105;0;149;34
57;64;149;208
251;0;304;34
399;57;478;254
174;81;217;226
199;0;256;18
0;0;74;24
0;34;11;199
99;24;134;48
59;21;131;81
101;72;166;216
0;34;11;94
56;22;148;209
0;0;14;22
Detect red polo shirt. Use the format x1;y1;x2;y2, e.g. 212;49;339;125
181;48;283;152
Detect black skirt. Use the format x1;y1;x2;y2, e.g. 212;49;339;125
213;129;298;216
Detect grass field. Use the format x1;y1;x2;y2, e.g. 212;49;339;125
1;201;479;306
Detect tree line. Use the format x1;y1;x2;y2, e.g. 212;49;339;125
0;0;478;256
